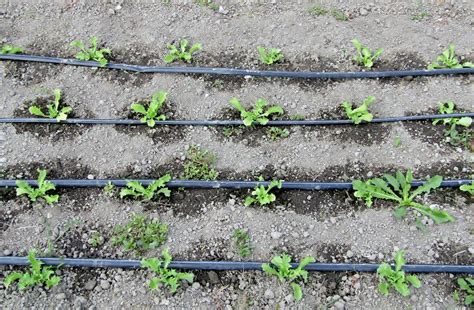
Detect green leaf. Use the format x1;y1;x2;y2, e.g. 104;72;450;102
457;117;472;127
406;275;421;288
409;175;442;200
291;282;303;301
189;43;202;54
131;103;148;115
164;53;176;63
378;282;389;296
4;272;23;288
29;106;47;117
394;280;410;297
394;250;405;272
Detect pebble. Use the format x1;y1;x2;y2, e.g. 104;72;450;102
87;174;94;180
3;249;12;256
55;293;66;300
346;250;353;258
85;279;96;291
207;271;220;284
192;282;201;290
271;231;282;239
359;8;368;16
264;288;274;299
334;301;345;309
100;280;110;290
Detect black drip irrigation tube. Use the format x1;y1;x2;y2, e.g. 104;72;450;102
0;179;470;189
1;112;473;126
0;256;472;273
2;54;474;79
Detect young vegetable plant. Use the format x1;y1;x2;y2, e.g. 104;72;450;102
0;44;23;54
428;44;474;70
244;178;283;207
130;91;167;127
70;36;111;67
16;169;59;205
352;170;454;224
432;101;472;148
262;254;315;301
164;39;202;63
112;214;168;253
29;89;72;122
460;181;474;196
454;277;474;306
3;250;60;291
141;249;194;293
120;174;171;201
183;145;219;180
377;250;421;297
352;39;383;68
257;46;284;65
230;98;284;127
232;229;253;258
342;96;375;124
266;127;290;140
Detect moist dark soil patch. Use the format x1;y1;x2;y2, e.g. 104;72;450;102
431;240;473;265
4;62;64;86
375;52;427;71
403;121;453;147
58;188;103;212
143;189;232;217
3;158;95;179
12;96;94;140
114;99;188;145
307;105;393;146
280;190;355;219
0;189;16;201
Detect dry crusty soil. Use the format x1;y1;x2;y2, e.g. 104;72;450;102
0;0;473;309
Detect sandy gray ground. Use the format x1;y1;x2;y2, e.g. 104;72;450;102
0;0;473;309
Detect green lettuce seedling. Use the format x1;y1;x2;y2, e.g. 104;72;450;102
112;214;168;252
262;254;315;301
29;89;72;122
16;169;59;205
245;179;282;207
1;44;23;54
454;277;474;306
120;174;171;201
4;250;60;291
377;250;421;297
257;46;284;65
131;91;167;127
71;36;111;67
352;39;383;68
230;98;284;127
342;96;375;124
428;44;474;70
164;39;202;63
141;249;194;293
432;101;472;148
460;181;474;196
353;170;454;224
